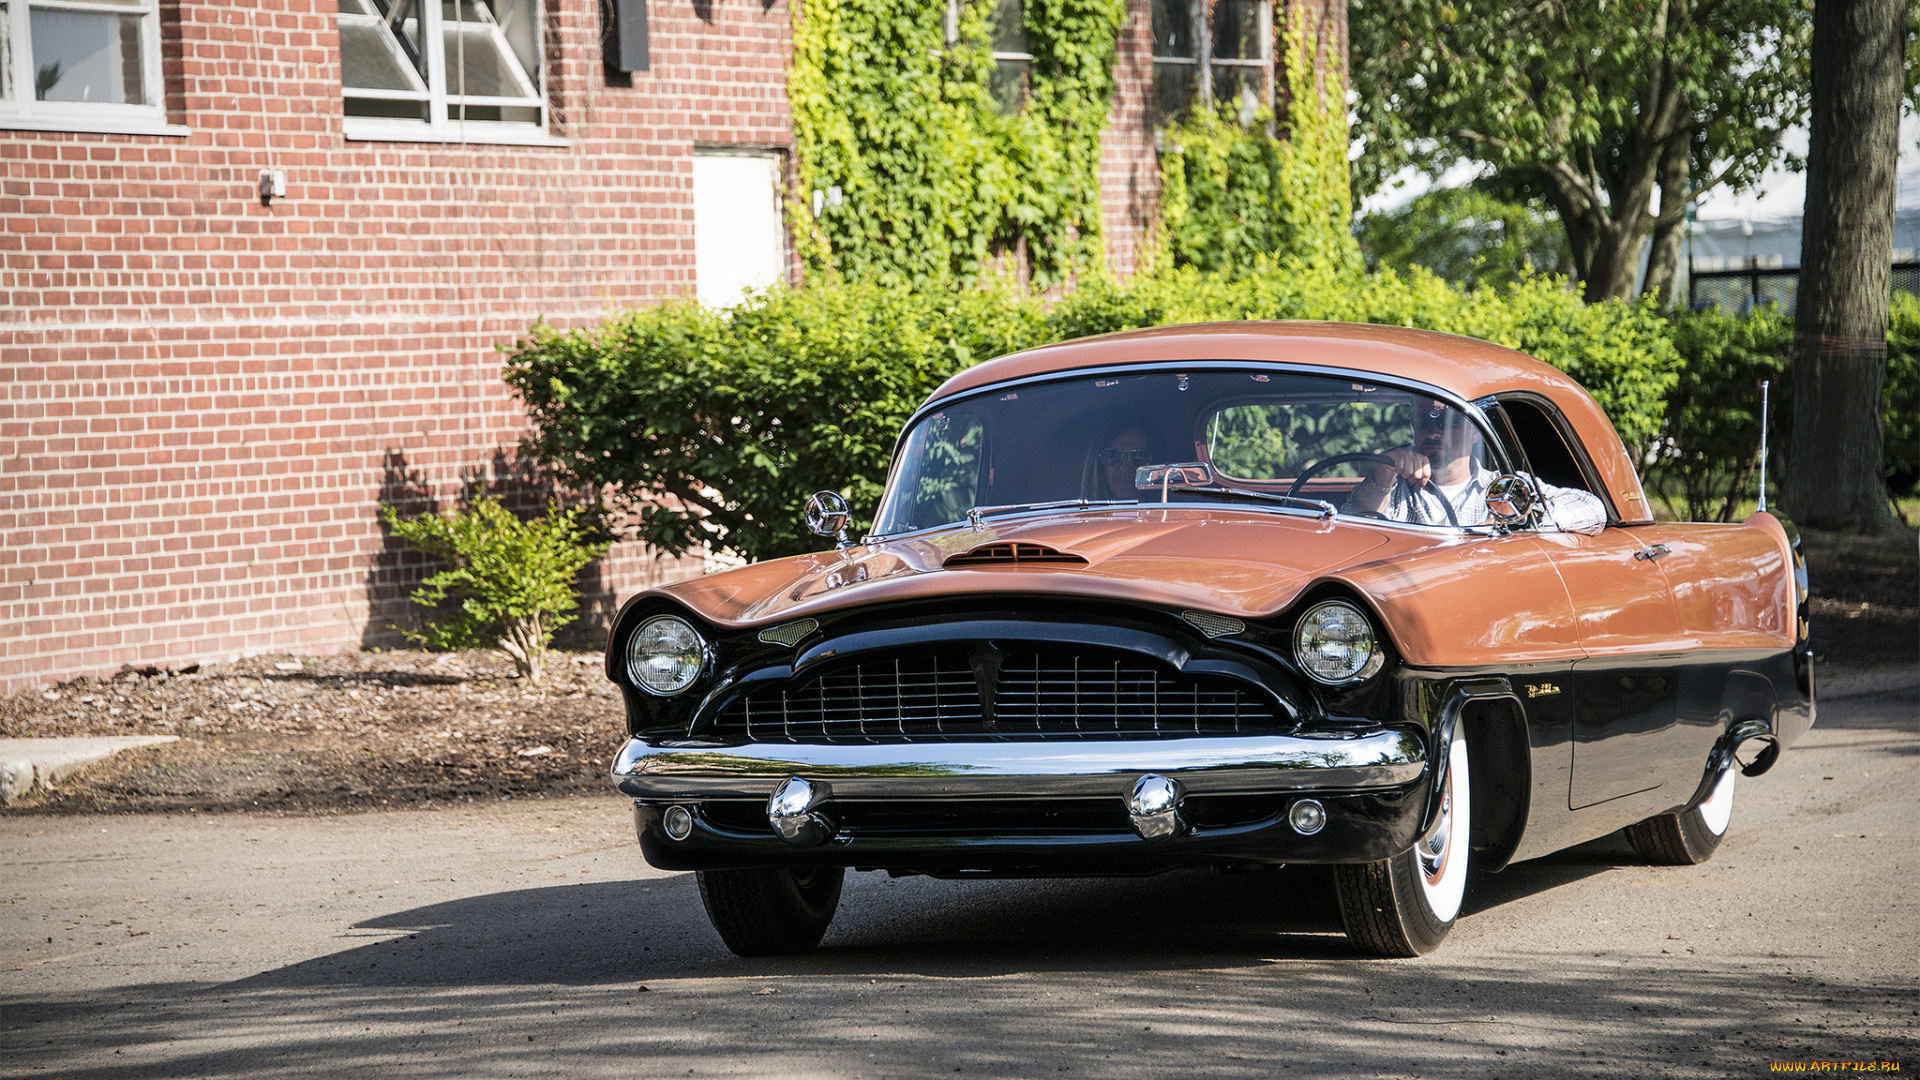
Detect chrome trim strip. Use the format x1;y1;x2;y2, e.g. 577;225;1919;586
612;730;1426;800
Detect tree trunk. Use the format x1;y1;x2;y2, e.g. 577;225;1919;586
1786;0;1902;534
1642;129;1691;308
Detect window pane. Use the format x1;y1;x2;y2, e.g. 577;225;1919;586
339;20;426;91
1213;64;1263;121
345;96;429;120
489;0;539;82
443;23;536;99
987;0;1028;55
1151;60;1192;123
989;57;1026;114
1150;0;1193;58
1211;0;1263;61
30;8;146;104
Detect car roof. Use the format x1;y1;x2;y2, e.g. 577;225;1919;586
924;321;1654;525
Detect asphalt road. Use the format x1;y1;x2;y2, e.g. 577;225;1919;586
4;689;1915;1080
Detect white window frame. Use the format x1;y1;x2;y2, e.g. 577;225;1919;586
1;0;184;135
1151;0;1273;126
339;0;566;147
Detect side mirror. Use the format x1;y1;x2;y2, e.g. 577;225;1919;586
1485;474;1540;528
804;490;852;549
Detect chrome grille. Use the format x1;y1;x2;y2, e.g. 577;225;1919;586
724;653;982;743
711;650;1278;743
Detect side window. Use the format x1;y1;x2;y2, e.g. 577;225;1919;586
2;0;167;133
338;0;547;142
1494;398;1595;495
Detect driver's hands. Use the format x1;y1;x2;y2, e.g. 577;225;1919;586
1370;447;1432;489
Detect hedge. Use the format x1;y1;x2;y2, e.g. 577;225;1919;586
504;270;1913;562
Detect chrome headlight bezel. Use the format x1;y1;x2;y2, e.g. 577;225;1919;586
1293;599;1386;685
626;614;711;696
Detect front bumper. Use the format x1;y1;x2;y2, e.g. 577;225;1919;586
612;730;1431;874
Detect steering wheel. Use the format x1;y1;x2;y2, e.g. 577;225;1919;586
1285;452;1461;528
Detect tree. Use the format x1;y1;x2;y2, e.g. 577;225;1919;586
1785;0;1904;534
1350;0;1813;303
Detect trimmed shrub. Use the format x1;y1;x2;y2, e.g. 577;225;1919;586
380;497;612;685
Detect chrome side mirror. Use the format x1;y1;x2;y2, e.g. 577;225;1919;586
804;490;852;549
1485;474;1541;528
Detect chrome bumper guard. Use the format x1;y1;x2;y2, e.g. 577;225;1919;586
612;730;1426;802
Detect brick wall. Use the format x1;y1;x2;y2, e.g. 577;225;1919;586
1;0;794;689
1099;0;1161;279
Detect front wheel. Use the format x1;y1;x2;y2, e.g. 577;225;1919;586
1625;764;1736;866
1334;730;1473;957
696;866;845;957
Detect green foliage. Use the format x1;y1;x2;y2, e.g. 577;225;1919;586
1643;299;1920;519
1884;294;1920;493
1159;9;1360;274
504;284;1049;563
788;0;1124;289
379;497;611;685
1642;308;1792;521
1356;187;1572;289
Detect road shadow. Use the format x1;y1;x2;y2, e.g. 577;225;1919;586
202;865;1353;992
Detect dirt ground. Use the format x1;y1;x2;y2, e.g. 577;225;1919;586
2;527;1914;816
0;649;626;815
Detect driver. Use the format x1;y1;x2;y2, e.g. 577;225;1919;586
1091;424;1158;500
1343;401;1606;531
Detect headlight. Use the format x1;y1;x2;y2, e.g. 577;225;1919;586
1294;600;1383;684
627;615;709;696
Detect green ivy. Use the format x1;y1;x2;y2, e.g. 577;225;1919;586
788;0;1125;289
1158;7;1361;273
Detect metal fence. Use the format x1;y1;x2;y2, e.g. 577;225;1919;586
1690;264;1920;314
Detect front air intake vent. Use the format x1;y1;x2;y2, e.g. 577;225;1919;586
943;542;1088;569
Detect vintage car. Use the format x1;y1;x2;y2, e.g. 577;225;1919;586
605;322;1814;957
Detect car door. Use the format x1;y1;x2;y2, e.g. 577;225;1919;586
1486;396;1691;810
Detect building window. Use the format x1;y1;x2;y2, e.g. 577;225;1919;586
946;0;1032;115
338;0;552;143
985;0;1031;115
1151;0;1271;125
1;0;167;132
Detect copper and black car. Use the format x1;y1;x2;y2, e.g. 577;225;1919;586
604;322;1814;957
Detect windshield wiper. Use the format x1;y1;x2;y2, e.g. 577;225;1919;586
965;499;1136;527
1161;485;1339;519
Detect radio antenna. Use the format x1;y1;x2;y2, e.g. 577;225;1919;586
1756;380;1771;513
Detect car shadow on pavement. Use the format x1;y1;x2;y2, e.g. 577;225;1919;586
213;865;1357;992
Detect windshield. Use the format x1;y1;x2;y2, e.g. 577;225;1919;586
871;369;1502;536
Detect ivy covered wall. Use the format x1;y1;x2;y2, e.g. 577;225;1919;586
788;0;1127;290
788;0;1359;288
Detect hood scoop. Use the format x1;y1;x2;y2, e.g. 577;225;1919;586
943;542;1089;569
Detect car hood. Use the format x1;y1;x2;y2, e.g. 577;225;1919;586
653;509;1441;628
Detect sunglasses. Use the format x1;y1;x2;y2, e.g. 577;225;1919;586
1100;448;1156;466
